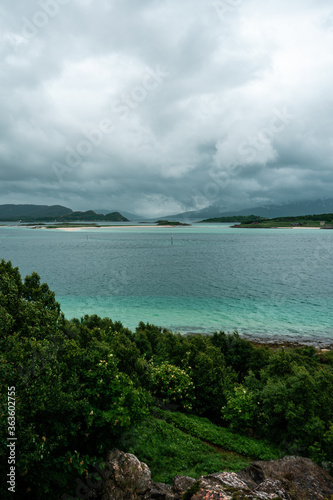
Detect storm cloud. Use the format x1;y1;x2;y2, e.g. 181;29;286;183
1;0;333;216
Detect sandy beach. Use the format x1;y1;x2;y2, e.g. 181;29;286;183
51;225;176;231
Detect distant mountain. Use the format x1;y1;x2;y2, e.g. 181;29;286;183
0;205;129;222
0;204;72;220
165;198;333;220
94;209;143;221
28;211;129;223
56;211;129;222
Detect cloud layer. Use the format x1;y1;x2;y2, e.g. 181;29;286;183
1;0;333;216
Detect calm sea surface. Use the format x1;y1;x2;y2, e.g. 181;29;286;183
1;224;333;344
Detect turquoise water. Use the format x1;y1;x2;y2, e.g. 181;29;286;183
1;224;332;343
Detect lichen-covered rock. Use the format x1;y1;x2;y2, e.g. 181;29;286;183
87;450;333;500
204;472;251;491
150;481;176;499
101;449;151;500
185;473;289;499
172;475;196;496
190;479;231;500
239;456;333;500
254;479;292;499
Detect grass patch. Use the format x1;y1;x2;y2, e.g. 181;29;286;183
158;410;282;461
121;417;251;484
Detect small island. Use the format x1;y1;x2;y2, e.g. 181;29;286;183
199;213;333;229
231;213;333;228
199;215;264;224
155;220;191;226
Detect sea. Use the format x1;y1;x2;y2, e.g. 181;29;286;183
1;223;333;346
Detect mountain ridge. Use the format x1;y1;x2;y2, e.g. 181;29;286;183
93;208;144;221
163;198;333;220
0;205;129;222
0;204;72;219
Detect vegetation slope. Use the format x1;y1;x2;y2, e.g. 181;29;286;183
0;260;332;499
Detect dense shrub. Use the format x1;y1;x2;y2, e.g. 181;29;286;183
134;324;237;422
0;261;150;499
211;331;269;381
1;258;333;497
188;342;235;421
148;361;195;411
222;348;333;465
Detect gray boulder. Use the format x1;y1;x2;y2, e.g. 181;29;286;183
81;450;333;500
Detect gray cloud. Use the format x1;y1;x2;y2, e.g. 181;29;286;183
1;0;333;216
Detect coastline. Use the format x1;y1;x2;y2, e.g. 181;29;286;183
233;225;322;229
50;225;176;231
179;331;333;350
0;224;180;230
240;334;333;351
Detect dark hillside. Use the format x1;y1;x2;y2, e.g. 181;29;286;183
0;204;72;220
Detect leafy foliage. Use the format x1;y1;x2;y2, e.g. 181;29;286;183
222;348;333;465
211;331;269;381
148;361;195;411
1;259;333;498
120;416;250;484
0;260;150;499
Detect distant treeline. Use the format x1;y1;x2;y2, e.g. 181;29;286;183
261;213;333;223
201;213;333;224
200;215;265;223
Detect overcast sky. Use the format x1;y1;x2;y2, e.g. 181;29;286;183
1;0;333;216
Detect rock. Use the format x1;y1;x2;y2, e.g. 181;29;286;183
203;471;251;491
172;475;196;496
239;456;333;500
190;479;231;500
254;479;292;499
101;449;151;500
185;472;289;499
150;482;176;499
88;450;333;500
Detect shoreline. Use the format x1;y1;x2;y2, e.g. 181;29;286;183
240;334;333;351
184;331;333;350
49;225;177;231
234;225;322;229
0;224;180;230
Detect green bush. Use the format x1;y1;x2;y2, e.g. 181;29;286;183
0;261;150;499
228;349;333;465
1;258;333;497
149;361;195;411
133;325;237;422
211;331;269;381
222;386;259;432
188;341;236;421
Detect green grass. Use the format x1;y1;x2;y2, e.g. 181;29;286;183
121;416;251;484
157;410;282;461
120;410;283;484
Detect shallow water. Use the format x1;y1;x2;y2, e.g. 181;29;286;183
1;224;332;343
